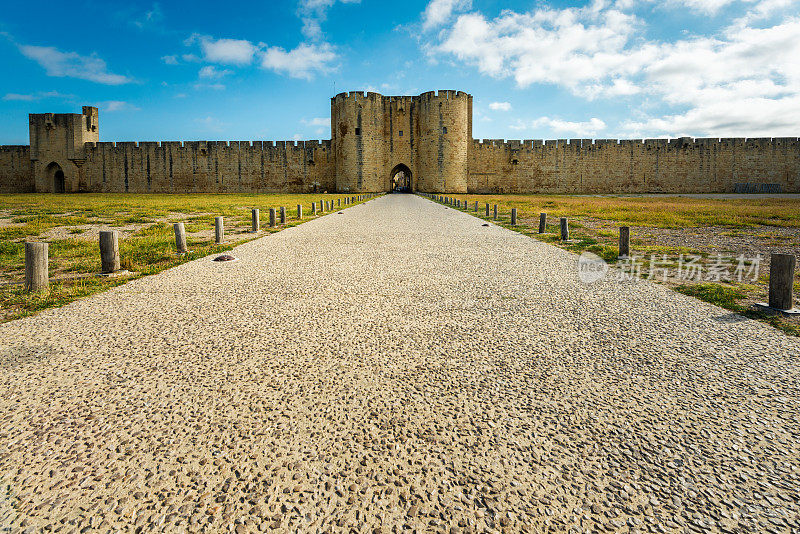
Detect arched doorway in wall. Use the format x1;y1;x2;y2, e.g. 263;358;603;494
390;164;412;192
47;162;65;193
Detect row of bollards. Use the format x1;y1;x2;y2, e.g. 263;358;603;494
421;192;798;313
22;194;379;294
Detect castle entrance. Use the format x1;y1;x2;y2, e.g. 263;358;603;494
390;164;412;192
47;162;65;193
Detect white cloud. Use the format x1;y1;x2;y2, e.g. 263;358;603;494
18;45;131;85
298;0;361;40
261;42;336;79
198;65;231;79
1;91;67;101
162;55;179;65
665;0;737;14
426;1;800;137
187;34;259;65
2;93;36;101
512;117;607;136
194;116;227;133
489;101;512;111
292;133;303;141
102;101;139;112
303;117;331;127
422;0;472;31
193;82;226;91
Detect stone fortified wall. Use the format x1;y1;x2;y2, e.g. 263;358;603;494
469;137;799;194
0;93;798;194
0;146;32;193
79;140;334;194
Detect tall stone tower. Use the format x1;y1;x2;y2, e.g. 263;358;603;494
331;90;472;193
29;106;99;192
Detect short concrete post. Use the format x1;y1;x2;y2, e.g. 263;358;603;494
215;216;224;244
769;253;797;310
99;230;120;273
251;209;260;232
493;205;498;220
485;203;490;217
24;242;48;293
538;213;546;233
297;204;303;219
312;203;317;215
319;200;324;213
560;218;569;240
280;206;286;224
269;208;276;227
511;208;517;226
337;198;341;207
174;222;188;253
475;201;479;212
619;226;630;258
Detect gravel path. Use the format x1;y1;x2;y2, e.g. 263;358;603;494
1;194;799;533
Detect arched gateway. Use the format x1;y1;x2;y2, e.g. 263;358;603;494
390;164;412;192
46;162;65;193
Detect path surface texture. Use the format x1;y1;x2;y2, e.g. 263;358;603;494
2;194;799;533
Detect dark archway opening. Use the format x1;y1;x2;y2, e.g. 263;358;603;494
54;170;65;193
390;164;412;193
47;162;65;193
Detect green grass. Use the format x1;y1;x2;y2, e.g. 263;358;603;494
0;193;375;322
453;194;800;228
676;283;800;337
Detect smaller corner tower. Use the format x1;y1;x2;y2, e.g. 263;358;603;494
29;105;99;192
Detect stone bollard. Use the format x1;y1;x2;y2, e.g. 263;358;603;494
485;203;490;217
493;205;498;220
312;203;317;215
511;208;517;225
539;213;546;233
215;216;224;244
619;226;630;258
280;206;286;224
99;230;120;273
174;222;188;253
560;218;569;240
251;209;260;232
475;201;479;212
768;253;797;310
24;242;48;293
297;204;303;219
269;208;276;227
319;200;324;213
338;198;341;207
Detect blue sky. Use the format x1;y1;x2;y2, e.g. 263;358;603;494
0;0;798;144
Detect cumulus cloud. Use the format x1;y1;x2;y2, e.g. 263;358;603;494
512;117;607;136
198;65;231;79
18;45;131;85
489;101;512;111
261;42;336;79
187;34;259;65
424;0;800;137
422;0;472;31
161;55;179;65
